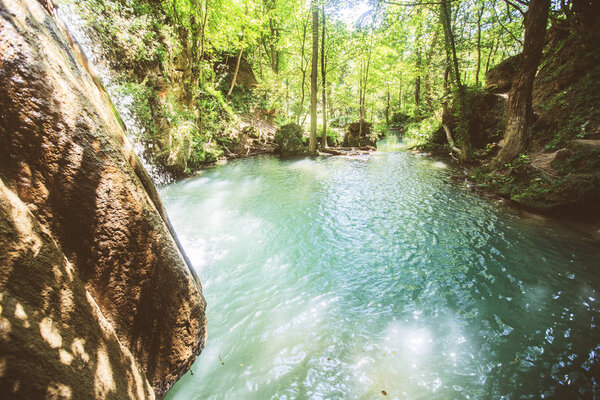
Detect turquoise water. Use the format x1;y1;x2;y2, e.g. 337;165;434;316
162;137;599;399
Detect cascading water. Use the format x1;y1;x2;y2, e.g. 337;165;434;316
54;0;171;185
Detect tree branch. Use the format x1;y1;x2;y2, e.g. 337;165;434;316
493;3;524;45
383;0;457;6
503;0;526;16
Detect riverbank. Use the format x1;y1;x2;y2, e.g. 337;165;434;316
402;145;600;241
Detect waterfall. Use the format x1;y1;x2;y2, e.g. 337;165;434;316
54;1;172;185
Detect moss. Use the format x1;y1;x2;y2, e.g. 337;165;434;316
63;0;261;175
114;80;158;136
275;123;307;156
471;150;600;213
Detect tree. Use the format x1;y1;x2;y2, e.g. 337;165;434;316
227;30;245;96
490;0;550;168
358;36;373;138
439;0;471;160
414;8;423;119
424;25;440;112
321;3;327;148
295;15;310;125
309;0;319;153
475;2;484;86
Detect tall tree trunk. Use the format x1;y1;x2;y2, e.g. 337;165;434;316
297;19;308;125
309;3;319;153
475;4;484;86
286;78;290;121
491;0;550;168
385;86;390;127
485;35;498;74
227;39;244;96
398;71;403;110
320;3;327;148
269;18;280;74
359;39;373;139
440;0;471;160
424;27;440;112
359;62;364;138
199;0;209;61
414;11;423;119
258;40;263;80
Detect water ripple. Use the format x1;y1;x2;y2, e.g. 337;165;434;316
162;142;600;399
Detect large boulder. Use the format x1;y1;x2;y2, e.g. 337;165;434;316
438;89;506;149
485;54;521;93
0;0;206;398
344;120;377;147
215;53;258;92
274;123;307;157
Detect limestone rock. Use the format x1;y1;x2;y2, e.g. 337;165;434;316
0;0;206;398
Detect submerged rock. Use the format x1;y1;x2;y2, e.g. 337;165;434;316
0;0;206;398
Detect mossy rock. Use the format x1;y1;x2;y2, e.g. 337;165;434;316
275;123;307;157
344;120;377;147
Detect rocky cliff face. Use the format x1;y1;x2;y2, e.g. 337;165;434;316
474;21;600;215
0;0;206;398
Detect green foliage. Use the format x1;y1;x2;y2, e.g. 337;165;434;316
63;0;535;173
114;80;157;137
541;67;600;151
317;127;343;146
275;123;307;156
404;116;441;145
68;0;177;69
389;111;411;128
329;116;353;129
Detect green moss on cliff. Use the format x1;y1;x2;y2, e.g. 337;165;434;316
60;0;263;175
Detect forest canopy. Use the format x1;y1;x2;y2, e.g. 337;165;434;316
66;0;596;170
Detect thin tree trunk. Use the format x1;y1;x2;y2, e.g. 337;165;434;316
398;71;403;110
321;3;327;148
286;78;290;121
424;27;440;112
359;39;373;138
199;0;209;61
297;19;308;124
269;18;279;74
441;65;462;156
386;86;390;126
491;0;550;168
258;40;263;80
359;61;364;138
475;4;484;86
309;3;319;153
414;10;423;119
227;37;244;96
440;0;471;160
485;35;498;74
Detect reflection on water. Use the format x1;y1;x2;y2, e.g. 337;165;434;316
162;137;600;399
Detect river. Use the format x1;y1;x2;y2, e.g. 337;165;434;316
161;136;599;399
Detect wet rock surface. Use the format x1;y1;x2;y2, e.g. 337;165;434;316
0;0;206;398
